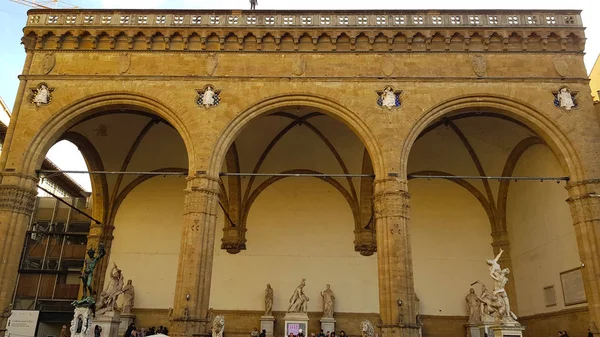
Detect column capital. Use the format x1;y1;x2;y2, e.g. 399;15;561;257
374;177;409;194
373;178;410;221
0;185;37;215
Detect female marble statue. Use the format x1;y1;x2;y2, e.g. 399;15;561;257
465;288;480;323
558;87;575;110
33;85;50;106
381;87;396;108
321;284;335;318
265;284;274;316
203;86;215;107
121;280;135;314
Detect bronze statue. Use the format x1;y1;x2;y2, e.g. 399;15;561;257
80;244;106;299
250;0;257;10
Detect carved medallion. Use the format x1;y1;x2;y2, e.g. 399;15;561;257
376;86;402;110
381;55;395;77
205;53;218;76
42;53;55;75
28;82;54;107
292;55;306;76
553;87;578;111
471;54;487;77
196;85;221;109
553;59;569;78
118;53;131;75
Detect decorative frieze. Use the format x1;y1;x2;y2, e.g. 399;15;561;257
22;10;585;53
0;186;37;215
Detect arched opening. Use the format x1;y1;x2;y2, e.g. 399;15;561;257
209;105;380;330
17;96;191;333
405;107;585;335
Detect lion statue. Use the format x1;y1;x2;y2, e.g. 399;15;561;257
211;315;224;337
361;320;374;337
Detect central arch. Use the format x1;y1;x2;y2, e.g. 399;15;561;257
207;93;385;179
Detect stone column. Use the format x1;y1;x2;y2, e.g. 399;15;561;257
171;175;220;337
0;180;37;337
373;177;419;337
566;180;600;335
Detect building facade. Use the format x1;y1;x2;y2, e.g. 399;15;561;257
0;8;598;337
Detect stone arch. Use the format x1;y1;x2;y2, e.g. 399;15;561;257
208;93;385;179
58;131;109;223
400;94;583;181
21;92;195;177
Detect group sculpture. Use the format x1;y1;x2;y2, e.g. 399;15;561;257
71;243;136;318
262;280;336;317
466;249;519;325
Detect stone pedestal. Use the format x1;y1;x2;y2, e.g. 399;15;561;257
465;324;480;337
119;314;136;335
320;317;335;334
70;307;93;337
283;313;309;336
260;316;275;337
488;325;525;337
92;311;121;337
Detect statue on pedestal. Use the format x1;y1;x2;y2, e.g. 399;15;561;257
476;249;518;323
320;284;335;318
72;244;106;308
121;280;135;315
96;263;124;316
265;284;273;316
288;279;309;313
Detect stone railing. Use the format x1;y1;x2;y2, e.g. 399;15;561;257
25;10;583;29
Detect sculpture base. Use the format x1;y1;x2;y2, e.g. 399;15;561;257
70;306;93;337
465;323;480;337
489;324;525;337
92;311;121;337
260;316;275;337
478;322;524;337
320;317;335;334
283;313;309;336
119;314;136;335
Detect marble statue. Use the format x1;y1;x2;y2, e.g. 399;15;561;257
478;250;518;323
288;279;309;313
250;0;257;10
203;86;216;108
465;288;481;323
96;263;124;316
381;87;397;109
558;87;575;110
265;284;274;316
33;84;50;106
211;315;225;337
79;245;106;300
121;279;135;314
320;284;335;318
360;320;374;337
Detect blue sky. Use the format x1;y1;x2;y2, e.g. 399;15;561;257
0;0;598;191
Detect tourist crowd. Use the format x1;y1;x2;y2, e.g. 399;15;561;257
124;323;169;337
251;328;349;337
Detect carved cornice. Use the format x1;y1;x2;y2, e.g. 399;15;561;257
0;186;37;215
23;10;585;52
